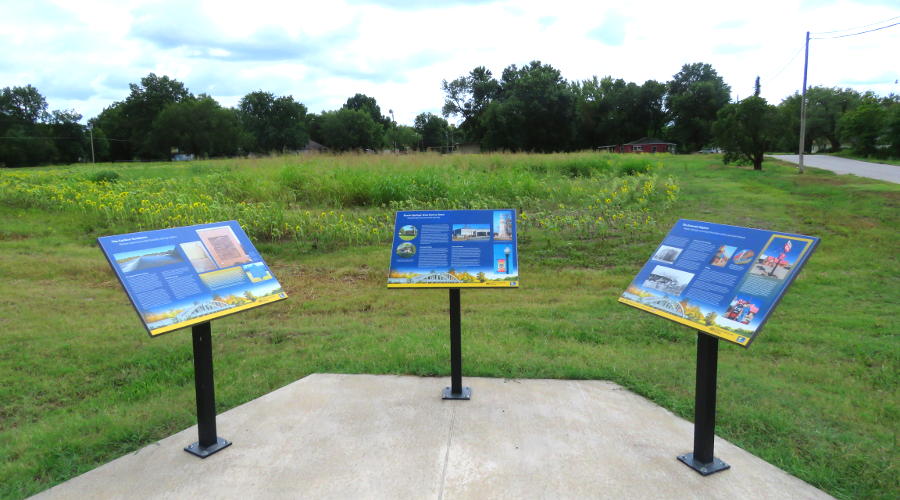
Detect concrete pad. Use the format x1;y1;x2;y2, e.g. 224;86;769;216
31;374;833;500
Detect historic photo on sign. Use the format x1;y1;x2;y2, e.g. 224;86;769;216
642;265;695;296
652;245;683;264
196;225;252;268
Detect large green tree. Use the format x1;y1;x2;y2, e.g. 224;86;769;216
665;62;731;153
838;101;885;156
49;110;87;164
775;93;805;152
480;61;576;152
572;77;666;149
413;112;449;150
317;108;383;151
0;85;61;166
441;66;501;144
806;87;862;152
714;95;781;170
85;122;110;162
0;85;49;123
94;73;191;160
92;103;131;160
238;91;309;153
150;95;242;158
886;101;900;157
638;79;668;139
383;124;420;152
343;94;391;129
778;87;863;153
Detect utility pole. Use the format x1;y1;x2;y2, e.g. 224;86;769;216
389;109;396;152
798;31;810;174
89;125;95;164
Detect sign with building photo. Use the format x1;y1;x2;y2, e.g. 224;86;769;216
388;209;519;288
619;219;818;347
99;221;287;337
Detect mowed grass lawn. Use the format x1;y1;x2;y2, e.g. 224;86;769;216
0;153;897;499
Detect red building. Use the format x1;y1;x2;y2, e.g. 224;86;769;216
598;137;676;154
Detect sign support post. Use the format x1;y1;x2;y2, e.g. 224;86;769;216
184;321;231;458
619;219;819;476
99;221;288;456
388;210;520;400
678;332;729;475
442;289;471;400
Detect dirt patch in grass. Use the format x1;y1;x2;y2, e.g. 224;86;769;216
0;232;30;241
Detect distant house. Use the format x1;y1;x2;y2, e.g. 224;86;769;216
598;137;676;154
455;142;481;154
300;140;327;153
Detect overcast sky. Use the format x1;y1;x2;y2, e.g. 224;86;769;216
2;0;898;125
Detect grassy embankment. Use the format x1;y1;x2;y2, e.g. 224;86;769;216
0;153;896;499
828;150;900;166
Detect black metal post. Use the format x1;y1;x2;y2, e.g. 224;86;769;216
442;289;471;400
678;332;729;475
184;321;232;458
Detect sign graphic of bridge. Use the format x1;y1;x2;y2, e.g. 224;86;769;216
640;296;685;317
411;272;463;283
176;300;233;322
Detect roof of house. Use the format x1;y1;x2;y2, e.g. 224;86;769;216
625;137;675;145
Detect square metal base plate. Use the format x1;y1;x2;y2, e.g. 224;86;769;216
677;453;730;476
184;437;232;458
442;386;472;400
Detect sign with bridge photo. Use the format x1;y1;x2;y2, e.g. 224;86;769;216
619;219;818;347
387;209;519;288
99;221;287;337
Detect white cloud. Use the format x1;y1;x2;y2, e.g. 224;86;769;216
0;0;896;125
587;11;628;46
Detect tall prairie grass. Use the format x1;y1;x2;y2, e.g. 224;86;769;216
0;152;678;250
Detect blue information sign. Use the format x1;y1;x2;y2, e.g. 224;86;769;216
619;219;818;347
98;221;287;337
388;209;519;288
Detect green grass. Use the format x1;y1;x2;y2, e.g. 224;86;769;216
0;153;675;251
0;153;897;499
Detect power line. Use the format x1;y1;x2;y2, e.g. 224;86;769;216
0;135;83;140
812;15;900;35
0;135;132;142
765;45;804;85
795;14;897;173
812;22;899;40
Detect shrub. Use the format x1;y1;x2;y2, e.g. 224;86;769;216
87;170;120;183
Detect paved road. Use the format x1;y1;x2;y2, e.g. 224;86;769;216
769;154;899;184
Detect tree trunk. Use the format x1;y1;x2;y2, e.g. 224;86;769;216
828;135;841;152
753;152;763;170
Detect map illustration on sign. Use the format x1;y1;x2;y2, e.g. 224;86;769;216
619;219;818;347
99;221;287;337
387;209;519;288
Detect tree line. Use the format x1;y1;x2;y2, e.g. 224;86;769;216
0;75;445;166
443;61;900;168
2;61;899;167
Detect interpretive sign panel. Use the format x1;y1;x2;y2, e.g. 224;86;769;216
619;219;818;347
99;221;287;337
388;209;519;288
